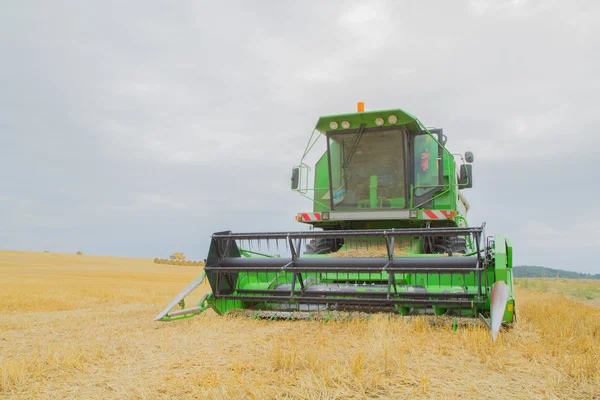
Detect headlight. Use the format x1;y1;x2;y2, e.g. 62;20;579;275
375;117;384;126
341;121;350;129
329;121;338;130
388;115;398;124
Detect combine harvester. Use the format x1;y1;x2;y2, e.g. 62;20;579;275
156;103;515;340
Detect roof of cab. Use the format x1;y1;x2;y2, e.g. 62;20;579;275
315;108;423;133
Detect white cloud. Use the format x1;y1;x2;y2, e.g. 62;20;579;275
1;1;598;271
468;0;559;18
140;193;186;209
523;220;561;237
520;214;600;249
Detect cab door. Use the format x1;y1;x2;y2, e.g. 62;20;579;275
410;130;443;208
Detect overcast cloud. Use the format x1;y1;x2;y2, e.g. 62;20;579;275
1;1;598;273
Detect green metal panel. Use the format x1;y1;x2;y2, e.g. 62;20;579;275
492;235;515;323
504;238;515;322
494;234;508;284
506;238;513;269
504;269;516;323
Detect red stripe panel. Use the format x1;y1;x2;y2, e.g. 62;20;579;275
314;213;321;221
301;213;310;221
424;210;438;219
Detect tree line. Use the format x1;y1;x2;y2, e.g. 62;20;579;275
514;265;600;279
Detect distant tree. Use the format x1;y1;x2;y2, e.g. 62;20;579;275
514;265;600;279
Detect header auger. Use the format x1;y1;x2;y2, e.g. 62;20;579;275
156;104;516;341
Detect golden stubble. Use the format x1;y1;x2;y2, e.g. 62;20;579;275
0;250;598;399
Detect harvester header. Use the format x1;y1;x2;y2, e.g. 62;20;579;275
156;104;515;341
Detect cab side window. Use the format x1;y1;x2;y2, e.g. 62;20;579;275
414;135;439;196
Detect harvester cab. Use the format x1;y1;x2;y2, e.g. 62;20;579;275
156;104;515;341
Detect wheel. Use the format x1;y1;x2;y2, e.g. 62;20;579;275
423;237;466;255
304;238;344;254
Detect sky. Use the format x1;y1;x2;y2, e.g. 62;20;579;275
1;1;598;273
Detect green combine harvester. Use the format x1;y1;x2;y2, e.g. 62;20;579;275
156;103;516;340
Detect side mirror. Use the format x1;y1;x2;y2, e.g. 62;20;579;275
465;151;474;163
291;167;300;190
458;164;473;189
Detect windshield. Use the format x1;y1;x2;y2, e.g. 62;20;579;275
327;128;407;210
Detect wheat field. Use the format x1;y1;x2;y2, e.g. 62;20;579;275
1;250;599;399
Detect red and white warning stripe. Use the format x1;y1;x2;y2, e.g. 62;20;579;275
299;212;322;221
297;211;455;221
422;210;455;219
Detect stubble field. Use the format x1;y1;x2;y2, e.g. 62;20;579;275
1;250;599;399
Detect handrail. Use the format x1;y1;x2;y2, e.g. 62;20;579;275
411;185;450;209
